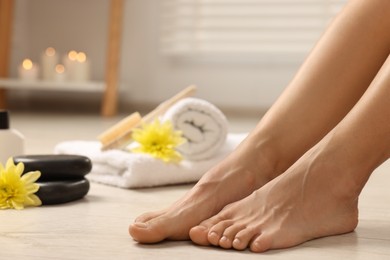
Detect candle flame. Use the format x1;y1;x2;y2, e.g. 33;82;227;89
22;59;33;70
76;52;87;63
68;50;78;61
55;64;65;74
46;47;56;56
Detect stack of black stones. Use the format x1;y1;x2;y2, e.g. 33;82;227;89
14;155;92;205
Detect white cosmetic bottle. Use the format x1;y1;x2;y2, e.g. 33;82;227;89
0;111;25;164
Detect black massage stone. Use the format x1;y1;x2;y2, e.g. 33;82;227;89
14;154;92;180
37;178;90;205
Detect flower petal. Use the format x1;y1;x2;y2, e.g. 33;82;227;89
25;194;42;207
15;162;25;177
11;199;24;210
25;183;40;194
21;171;41;184
5;157;15;170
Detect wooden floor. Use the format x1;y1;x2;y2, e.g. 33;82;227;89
1;111;390;259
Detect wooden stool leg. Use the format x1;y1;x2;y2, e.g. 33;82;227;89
101;0;124;117
0;0;14;109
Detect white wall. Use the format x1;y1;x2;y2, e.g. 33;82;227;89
10;0;306;111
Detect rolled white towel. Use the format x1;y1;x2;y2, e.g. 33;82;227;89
54;133;246;188
162;97;228;161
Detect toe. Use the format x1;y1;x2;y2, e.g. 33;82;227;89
218;235;232;249
190;215;223;246
189;225;211;246
232;227;260;251
232;237;245;250
208;220;234;246
129;222;162;243
129;222;154;243
249;233;273;253
129;216;173;243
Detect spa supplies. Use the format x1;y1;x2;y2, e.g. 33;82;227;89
18;59;39;81
98;112;142;150
98;85;197;151
14;155;92;205
14;154;92;180
41;47;59;81
36;179;89;205
0;110;25;163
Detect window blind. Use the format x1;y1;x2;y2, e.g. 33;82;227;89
160;0;347;61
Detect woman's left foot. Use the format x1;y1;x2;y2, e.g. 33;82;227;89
190;142;362;252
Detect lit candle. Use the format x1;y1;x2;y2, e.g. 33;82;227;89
68;50;78;62
54;64;66;82
74;51;90;82
18;59;39;81
63;50;77;81
77;52;86;62
41;47;58;81
64;51;90;82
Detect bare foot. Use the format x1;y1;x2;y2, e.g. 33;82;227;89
189;143;362;252
129;135;280;243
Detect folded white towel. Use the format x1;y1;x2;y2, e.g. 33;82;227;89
54;133;247;188
162;97;228;161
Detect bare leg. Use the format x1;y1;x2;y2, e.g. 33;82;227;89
129;0;390;243
190;53;390;252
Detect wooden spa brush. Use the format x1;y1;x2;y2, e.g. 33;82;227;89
98;85;197;150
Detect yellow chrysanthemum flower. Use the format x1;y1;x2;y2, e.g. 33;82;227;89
0;158;41;210
131;119;186;163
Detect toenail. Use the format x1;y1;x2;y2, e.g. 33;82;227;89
220;236;228;243
133;222;148;228
233;238;241;246
209;231;218;238
251;241;261;251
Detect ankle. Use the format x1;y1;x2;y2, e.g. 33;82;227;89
309;143;368;201
243;133;286;184
249;128;316;181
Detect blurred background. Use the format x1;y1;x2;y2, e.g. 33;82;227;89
4;0;346;115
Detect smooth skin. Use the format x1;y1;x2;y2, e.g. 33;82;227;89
190;53;390;251
130;0;390;252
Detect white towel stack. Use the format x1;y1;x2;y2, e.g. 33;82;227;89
55;98;247;188
54;134;246;188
